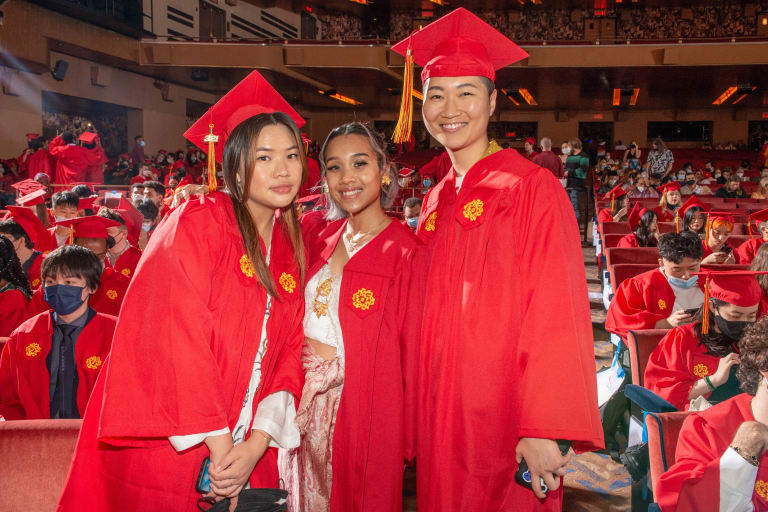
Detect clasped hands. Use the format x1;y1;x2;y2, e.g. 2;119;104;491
204;430;272;512
516;437;572;500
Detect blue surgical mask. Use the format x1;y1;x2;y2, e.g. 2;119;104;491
44;284;86;315
668;274;699;289
139;140;145;147
142;221;152;232
406;217;419;228
422;179;432;188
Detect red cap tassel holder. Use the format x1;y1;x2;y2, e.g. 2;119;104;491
392;46;414;145
204;124;219;193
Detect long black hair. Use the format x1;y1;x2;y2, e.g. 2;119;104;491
635;210;658;247
0;237;31;298
683;206;705;235
692;298;739;358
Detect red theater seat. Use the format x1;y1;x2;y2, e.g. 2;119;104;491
626;329;669;387
610;263;657;290
605;247;660;267
600;221;630;235
646;411;691;496
0;419;82;512
603;233;627;249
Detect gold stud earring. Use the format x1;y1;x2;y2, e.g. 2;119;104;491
381;174;391;186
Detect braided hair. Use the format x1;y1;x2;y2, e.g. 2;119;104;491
0;236;31;298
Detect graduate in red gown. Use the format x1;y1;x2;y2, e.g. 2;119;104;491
617;202;659;248
701;212;739;264
23;135;54;180
78;132;108;184
606;232;704;337
49;131;104;185
0;237;31;338
523;137;539;161
597;184;628;224
58;71;308;511
679;196;708;239
736;208;768;265
391;10;603;511
0;206;55;288
655;316;768;512
645;270;765;411
97;207;143;278
280;122;424;512
0;245;115;420
49;191;80;248
654;181;683;223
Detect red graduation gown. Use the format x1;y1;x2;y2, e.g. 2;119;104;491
49;136;103;185
26;149;54;180
25;251;43;289
0;310;115;420
0;288;29;337
111;245;143;279
702;241;740;263
83;145;108;184
654;206;676;223
605;268;680;337
57;192;304;511
597;208;614;224
88;266;130;317
734;237;765;265
414;149;603;512
617;232;640;248
644;324;720;411
655;393;768;512
304;219;425;512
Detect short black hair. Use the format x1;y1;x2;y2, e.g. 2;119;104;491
143;181;165;195
30;137;43;151
404;197;423;209
659;231;703;263
131;183;145;192
60;131;74;144
41;245;102;291
0;220;33;249
135;135;143;141
136;198;159;221
71;184;94;198
52;191;79;209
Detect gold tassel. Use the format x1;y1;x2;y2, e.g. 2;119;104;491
392;48;414;144
675;210;679;234
705;217;712;249
204;123;219;192
611;196;615;212
702;275;711;335
68;225;73;245
749;222;753;239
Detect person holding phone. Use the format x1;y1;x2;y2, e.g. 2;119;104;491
58;72;307;511
606;232;705;336
701;212;738;264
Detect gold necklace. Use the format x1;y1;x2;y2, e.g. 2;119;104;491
343;217;388;254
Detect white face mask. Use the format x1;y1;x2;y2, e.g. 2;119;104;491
55;215;69;223
562;147;571;155
141;221;152;232
608;178;618;186
737;172;744;178
637;186;646;192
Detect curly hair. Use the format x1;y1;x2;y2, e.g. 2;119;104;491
0;236;31;298
737;316;768;396
659;231;703;263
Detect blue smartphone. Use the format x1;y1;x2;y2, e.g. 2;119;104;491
196;457;211;493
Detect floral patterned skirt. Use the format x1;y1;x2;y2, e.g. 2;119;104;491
279;343;344;512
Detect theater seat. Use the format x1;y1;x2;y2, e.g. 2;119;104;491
727;235;750;248
605;247;660;267
603;233;627;249
645;411;691;496
626;329;669;387
610;263;657;291
600;221;631;235
0;419;82;511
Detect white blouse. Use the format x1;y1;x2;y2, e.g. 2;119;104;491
303;263;345;365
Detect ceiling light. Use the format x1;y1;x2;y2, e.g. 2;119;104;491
713;86;738;105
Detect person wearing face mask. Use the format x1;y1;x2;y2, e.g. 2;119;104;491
655;316;768;512
131;135;146;170
617;204;659;248
48;191;80;247
606;232;704;337
654;181;683;222
0;206;58;288
0;236;31;337
735;209;768;265
390;11;603;510
645;270;766;413
623;142;642;170
403;196;423;231
130;183;145;206
627;172;659;199
597;170;619;196
701;212;739;265
135;198;159;248
560;141;571;165
0;244;116;420
681;170;713;196
597;184;628;223
97;208;143;279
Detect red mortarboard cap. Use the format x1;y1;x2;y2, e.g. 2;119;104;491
680;196;708;215
56;215;121;240
184;71;306;166
627;202;648;231
115;197;143;244
78;197;97;210
78;132;98;144
10;179;45;195
172;160;184;171
158;149;167;154
602;184;627;201
658;181;682;194
749;208;768;228
15;188;47;207
5;206;48;247
694;270;768;333
706;211;736;224
525;137;536;146
26;133;39;141
391;8;529;83
399;167;416;177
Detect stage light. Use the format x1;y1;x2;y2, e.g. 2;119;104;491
518;88;538;106
629;88;640;106
713;86;738;105
732;93;748;105
500;89;521;106
318;89;363;105
612;88;621;106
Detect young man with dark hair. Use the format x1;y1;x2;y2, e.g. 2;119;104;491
50;191;80;247
403;196;423;230
0;244;116;420
136;198;160;241
606;231;705;336
97;208;143;278
142;180;170;219
0;206;56;288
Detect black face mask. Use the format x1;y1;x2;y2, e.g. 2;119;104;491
106;235;116;249
714;312;750;342
686;180;696;186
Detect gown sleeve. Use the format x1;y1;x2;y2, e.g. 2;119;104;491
0;337;25;420
513;169;604;451
96;199;234;443
0;290;29;338
605;276;668;336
